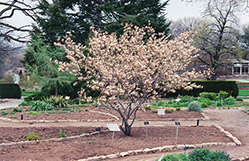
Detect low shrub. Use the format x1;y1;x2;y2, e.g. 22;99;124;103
236;97;243;101
30;101;54;111
19;101;29;106
151;108;158;113
176;107;181;111
1;111;8;116
10;111;16;115
157;101;166;106
27;133;39;141
219;91;229;99
160;153;189;161
199;92;217;100
28;111;41;115
164;107;176;113
188;149;231;161
43;95;68;108
200;102;208;108
12;107;22;112
59;131;67;138
188;101;202;112
217;100;223;107
224;97;236;105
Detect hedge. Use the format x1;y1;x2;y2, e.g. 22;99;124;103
0;84;21;99
165;80;238;98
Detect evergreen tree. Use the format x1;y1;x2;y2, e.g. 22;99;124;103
34;0;171;45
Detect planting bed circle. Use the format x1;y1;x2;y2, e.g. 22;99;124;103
0;126;233;161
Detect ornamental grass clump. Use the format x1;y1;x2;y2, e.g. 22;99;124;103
188;101;202;112
55;24;209;136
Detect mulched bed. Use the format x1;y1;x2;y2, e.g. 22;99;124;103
0;107;204;121
0;127;106;143
0;126;233;161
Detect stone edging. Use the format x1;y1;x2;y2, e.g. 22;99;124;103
0;110;119;123
232;156;249;161
77;125;241;161
214;125;242;146
0;130;109;147
78;142;237;161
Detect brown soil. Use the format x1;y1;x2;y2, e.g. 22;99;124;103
0;126;232;161
0;127;107;143
0;107;116;121
1;107;203;121
135;110;204;120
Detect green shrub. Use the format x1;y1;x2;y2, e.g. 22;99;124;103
236;97;243;101
1;111;8;116
188;149;212;161
0;84;21;99
10;111;16;115
199;92;217;100
157;101;166;106
219;91;229;99
188;101;202;112
19;101;29;106
217;100;223;107
12;107;22;112
161;154;189;161
43;95;68;108
30;101;54;111
59;131;67;138
224;97;236;105
164;81;238;98
188;149;231;161
24;91;50;102
28;111;41;115
27;133;39;141
200;102;208;108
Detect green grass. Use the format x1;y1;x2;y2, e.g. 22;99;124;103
238;89;249;96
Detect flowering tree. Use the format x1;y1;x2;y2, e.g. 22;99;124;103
55;24;208;136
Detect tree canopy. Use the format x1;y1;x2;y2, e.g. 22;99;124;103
35;0;171;45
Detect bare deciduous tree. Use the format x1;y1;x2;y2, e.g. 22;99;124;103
55;24;209;136
194;0;241;79
170;17;204;37
0;0;38;43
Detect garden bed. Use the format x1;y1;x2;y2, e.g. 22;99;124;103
0;107;117;122
134;110;205;121
0;107;205;122
0;126;233;161
0;126;106;143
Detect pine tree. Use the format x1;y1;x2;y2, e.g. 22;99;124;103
34;0;171;45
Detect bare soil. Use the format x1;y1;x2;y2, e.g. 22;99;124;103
0;127;107;143
0;126;232;161
0;107;116;121
0;107;203;121
134;110;204;120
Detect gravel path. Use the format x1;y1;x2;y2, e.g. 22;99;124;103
0;98;24;109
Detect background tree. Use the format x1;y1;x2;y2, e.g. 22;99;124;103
0;0;37;42
35;0;171;45
55;24;208;136
170;17;204;37
241;25;249;58
194;0;241;80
